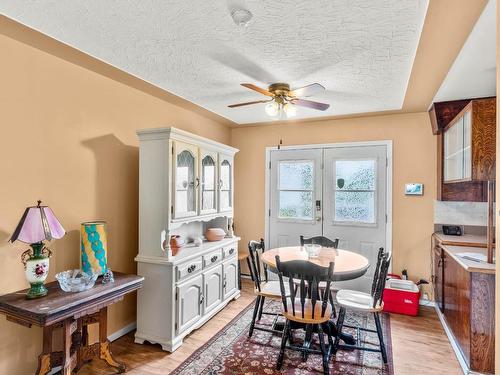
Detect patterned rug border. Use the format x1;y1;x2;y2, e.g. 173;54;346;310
170;297;259;374
170;297;395;374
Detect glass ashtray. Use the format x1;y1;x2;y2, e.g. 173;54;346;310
304;244;321;258
55;269;98;292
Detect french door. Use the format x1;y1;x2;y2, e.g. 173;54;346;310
268;144;388;292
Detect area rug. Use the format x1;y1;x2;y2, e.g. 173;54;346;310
171;299;394;375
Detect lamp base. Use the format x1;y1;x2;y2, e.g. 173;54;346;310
22;242;51;300
26;282;48;299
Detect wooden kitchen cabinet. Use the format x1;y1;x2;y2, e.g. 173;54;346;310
431;234;495;374
430;97;496;201
443;99;496;183
432;245;443;312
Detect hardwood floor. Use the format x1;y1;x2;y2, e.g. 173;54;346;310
79;280;462;375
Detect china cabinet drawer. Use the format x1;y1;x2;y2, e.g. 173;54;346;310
223;245;237;259
203;249;223;268
177;258;203;281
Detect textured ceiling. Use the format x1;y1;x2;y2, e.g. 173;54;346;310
0;0;428;124
433;0;495;103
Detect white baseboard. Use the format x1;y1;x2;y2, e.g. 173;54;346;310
109;322;136;342
419;299;435;307
434;305;469;375
48;322;136;374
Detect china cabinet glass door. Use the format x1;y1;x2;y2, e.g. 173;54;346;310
174;141;198;218
200;150;218;215
218;155;233;212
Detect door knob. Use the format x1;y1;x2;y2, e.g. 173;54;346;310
316;217;321;222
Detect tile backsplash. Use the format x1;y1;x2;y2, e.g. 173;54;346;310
434;200;492;226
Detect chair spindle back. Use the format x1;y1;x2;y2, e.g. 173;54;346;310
372;252;392;308
248;239;267;292
275;256;335;320
300;235;339;249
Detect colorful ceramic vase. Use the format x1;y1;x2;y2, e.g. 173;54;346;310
81;221;108;275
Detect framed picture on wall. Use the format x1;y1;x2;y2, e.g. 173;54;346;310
405;183;423;196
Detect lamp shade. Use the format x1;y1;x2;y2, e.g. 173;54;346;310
10;201;65;244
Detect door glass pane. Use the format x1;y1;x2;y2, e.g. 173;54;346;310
220;160;232;210
336;160;375;190
334;159;376;224
202;155;216;211
335;191;375;223
176;150;195;214
278;160;314;220
279;191;313;219
279;161;313;190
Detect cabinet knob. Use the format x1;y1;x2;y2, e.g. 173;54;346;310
187;265;196;273
229;248;235;255
199;295;204;305
211;256;218;263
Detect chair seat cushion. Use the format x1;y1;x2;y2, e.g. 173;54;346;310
282;298;332;324
255;281;289;298
336;289;383;312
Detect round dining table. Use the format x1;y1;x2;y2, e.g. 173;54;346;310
261;246;370;346
261;246;370;282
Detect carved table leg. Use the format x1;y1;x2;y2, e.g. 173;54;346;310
35;326;53;375
99;307;126;373
62;318;73;375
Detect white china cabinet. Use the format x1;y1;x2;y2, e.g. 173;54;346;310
134;127;239;352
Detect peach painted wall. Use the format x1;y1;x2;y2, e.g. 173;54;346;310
0;28;230;374
231;113;437;295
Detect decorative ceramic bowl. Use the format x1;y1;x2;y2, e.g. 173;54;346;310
205;228;226;242
304;244;321;258
56;269;98;292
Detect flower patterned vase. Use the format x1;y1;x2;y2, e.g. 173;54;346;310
81;221;108;276
21;242;51;299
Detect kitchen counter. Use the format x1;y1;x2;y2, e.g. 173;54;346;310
433;231;488;248
441;245;495;274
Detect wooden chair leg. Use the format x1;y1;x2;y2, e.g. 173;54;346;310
302;324;313;362
248;296;261;337
237;260;242;290
332;307;346;355
374;312;387;363
317;323;330;375
276;319;289;370
258;296;265;320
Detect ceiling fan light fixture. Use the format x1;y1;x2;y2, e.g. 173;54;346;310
283;103;297;118
265;102;279;117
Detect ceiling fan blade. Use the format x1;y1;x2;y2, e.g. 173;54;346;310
291;98;330;111
289;83;326;97
228;99;271;108
241;83;274;97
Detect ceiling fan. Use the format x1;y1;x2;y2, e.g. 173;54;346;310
228;82;330;118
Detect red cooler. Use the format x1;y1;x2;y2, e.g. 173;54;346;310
382;279;420;316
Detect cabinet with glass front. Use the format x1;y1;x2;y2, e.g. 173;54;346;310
443;98;496;183
172;146;234;219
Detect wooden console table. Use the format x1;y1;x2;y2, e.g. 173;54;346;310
0;272;144;375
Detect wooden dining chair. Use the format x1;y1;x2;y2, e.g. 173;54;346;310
275;255;335;375
333;248;391;363
300;235;339;249
300;235;339;317
247;239;288;337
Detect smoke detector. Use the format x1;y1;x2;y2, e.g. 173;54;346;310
230;6;253;27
